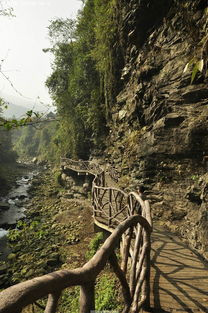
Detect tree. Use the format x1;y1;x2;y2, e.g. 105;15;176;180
45;4;108;159
48;18;77;46
0;1;14;17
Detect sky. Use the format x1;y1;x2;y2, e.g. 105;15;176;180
0;0;82;111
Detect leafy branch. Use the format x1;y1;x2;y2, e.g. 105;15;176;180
183;58;204;83
0;114;58;131
183;34;208;83
0;111;42;130
0;59;54;130
0;1;15;17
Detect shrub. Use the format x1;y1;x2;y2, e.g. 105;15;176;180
85;232;104;260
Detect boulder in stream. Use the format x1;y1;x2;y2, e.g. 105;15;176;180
32;157;38;164
0;202;9;211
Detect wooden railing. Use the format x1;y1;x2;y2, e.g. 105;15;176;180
62;158;152;311
61;158;102;175
92;184;128;228
107;165;120;182
0;159;152;313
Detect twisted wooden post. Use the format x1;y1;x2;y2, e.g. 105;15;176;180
109;188;112;227
109;252;131;312
44;292;61;313
60;158;153;312
80;281;95;313
2;158;152;313
0;215;151;313
142;233;151;310
121;227;133;274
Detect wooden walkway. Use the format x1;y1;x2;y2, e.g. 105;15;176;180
1;159;207;313
61;158;208;313
150;226;208;313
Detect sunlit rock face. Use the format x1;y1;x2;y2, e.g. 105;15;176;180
104;0;208;259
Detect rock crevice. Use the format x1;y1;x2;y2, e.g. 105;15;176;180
105;0;208;259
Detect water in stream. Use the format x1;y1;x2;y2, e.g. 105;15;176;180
0;169;39;260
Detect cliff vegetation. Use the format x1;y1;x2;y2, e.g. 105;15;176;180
6;0;208;261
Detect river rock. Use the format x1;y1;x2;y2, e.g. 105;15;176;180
61;173;67;181
18;194;27;200
71;186;83;194
15;200;23;207
74;193;84;199
32;157;38;164
0;202;9;211
48;190;59;197
37;160;47;166
83;182;90;192
185;186;202;205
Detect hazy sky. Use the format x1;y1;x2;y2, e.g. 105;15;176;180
0;0;82;108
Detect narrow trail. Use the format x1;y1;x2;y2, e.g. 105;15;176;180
95;161;208;313
150;226;208;313
61;158;208;312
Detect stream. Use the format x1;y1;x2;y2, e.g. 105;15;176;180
0;168;39;260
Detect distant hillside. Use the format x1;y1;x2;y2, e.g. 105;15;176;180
2;102;29;119
0;92;52;119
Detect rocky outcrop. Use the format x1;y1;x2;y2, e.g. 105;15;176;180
0;202;9;211
181;174;208;260
105;0;208;259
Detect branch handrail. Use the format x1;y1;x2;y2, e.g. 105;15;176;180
0;215;151;313
0;158;152;313
61;158;152;311
128;192;152;228
61;158;102;175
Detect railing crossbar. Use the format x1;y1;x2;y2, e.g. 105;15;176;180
0;158;152;313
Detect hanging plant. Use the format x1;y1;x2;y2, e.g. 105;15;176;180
183;33;208;84
183;58;204;83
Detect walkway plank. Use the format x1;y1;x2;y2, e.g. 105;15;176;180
61;159;208;313
150;226;208;313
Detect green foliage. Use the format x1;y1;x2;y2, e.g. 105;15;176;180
0;3;15;17
0;100;17;164
0;97;8;111
26;232;121;313
0;0;119;163
48;18;77;45
183;58;204;84
0;126;17;164
7;216;65;284
91;0;117;103
45;0;120;159
85;232;103;260
191;174;199;181
95;274;120;311
60;287;80;313
12;120;59;161
7;228;21;242
58;233;120;313
183;32;208;84
53;169;62;186
0;110;43;130
58;274;120;313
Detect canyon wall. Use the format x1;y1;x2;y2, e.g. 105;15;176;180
105;0;208;260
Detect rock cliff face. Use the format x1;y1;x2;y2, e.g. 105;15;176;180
105;0;208;260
